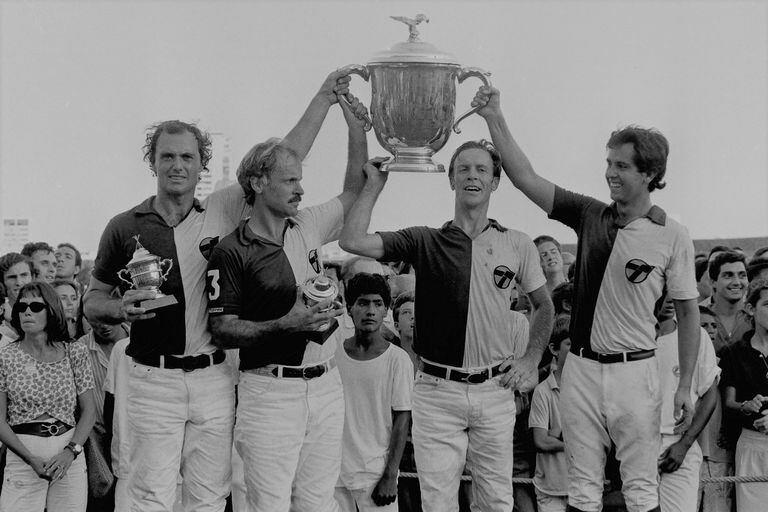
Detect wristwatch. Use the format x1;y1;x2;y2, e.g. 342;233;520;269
65;442;83;458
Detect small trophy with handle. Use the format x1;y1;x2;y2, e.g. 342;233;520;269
118;236;178;311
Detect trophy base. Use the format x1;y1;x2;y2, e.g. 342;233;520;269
383;147;445;173
140;294;178;311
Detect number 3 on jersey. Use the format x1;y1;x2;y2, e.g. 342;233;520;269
207;269;221;301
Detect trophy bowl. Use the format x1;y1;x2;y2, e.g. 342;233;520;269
341;14;491;173
118;236;178;311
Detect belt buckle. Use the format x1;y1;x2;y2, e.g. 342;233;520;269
181;357;198;373
41;423;62;436
302;365;324;380
462;371;487;384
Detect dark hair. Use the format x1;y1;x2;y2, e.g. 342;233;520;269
698;305;716;317
448;139;502;179
695;258;709;282
393;291;415;323
0;283;5;303
747;259;768;282
340;256;383;282
344;273;392;310
550;315;571;351
708;250;746;282
10;282;69;344
606;125;669;192
0;253;33;282
20;242;54;258
567;261;576;282
237;139;300;206
746;278;768;309
533;235;562;252
752;246;768;262
551;282;573;316
708;245;730;261
51;279;80;297
143;120;212;172
56;242;82;267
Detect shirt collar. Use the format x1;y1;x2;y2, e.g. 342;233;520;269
608;203;667;226
237;217;297;246
440;218;508;233
546;371;559;390
134;196;205;217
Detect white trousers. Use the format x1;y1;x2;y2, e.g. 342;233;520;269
0;430;87;512
561;354;661;512
235;368;344;512
535;490;568;512
658;435;703;512
735;427;768;512
126;361;235;512
335;485;399;512
412;371;516;512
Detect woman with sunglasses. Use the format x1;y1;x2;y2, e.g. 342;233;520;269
0;281;95;512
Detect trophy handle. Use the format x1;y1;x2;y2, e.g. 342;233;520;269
452;67;493;134
337;64;373;132
160;259;174;282
117;269;135;289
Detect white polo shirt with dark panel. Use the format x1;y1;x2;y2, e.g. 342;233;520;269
206;198;343;369
92;185;247;359
548;186;698;354
379;219;545;368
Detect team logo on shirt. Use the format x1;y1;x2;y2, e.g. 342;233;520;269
308;249;321;273
625;259;654;284
199;236;219;261
672;365;680;377
493;265;516;289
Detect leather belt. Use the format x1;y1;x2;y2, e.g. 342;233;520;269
133;350;226;372
252;359;336;379
573;347;655;364
12;421;73;437
421;360;504;384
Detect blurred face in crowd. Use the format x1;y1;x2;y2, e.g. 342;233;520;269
31;250;56;283
55;246;80;280
551;338;571;368
713;262;748;304
3;262;33;304
700;311;718;343
90;319;126;344
54;283;79;321
747;289;768;333
350;294;387;334
395;301;415;340
537;241;563;276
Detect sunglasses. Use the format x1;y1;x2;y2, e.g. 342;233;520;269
14;302;47;314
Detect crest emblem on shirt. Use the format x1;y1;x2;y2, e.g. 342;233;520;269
199;236;219;261
672;365;680;377
493;265;516;289
625;259;654;284
308;249;321;274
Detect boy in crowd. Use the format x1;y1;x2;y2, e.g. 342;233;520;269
701;251;751;354
392;291;418;372
534;235;568;294
335;273;413;512
529;324;571;512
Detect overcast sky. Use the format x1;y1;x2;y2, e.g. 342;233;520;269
1;0;766;255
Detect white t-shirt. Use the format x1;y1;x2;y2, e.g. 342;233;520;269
335;341;413;490
657;327;720;436
103;338;131;478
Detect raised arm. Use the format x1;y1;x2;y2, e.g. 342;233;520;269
336;94;369;216
282;70;352;160
474;86;556;214
338;158;390;259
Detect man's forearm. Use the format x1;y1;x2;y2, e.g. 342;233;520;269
83;290;124;324
342;127;367;196
282;93;332;160
681;383;718;447
675;301;701;388
525;294;554;361
485;114;536;187
382;411;411;478
210;317;284;349
339;185;381;256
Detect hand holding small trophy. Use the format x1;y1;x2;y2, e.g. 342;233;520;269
117;236;178;311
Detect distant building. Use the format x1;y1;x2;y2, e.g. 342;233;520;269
1;218;30;253
195;132;234;201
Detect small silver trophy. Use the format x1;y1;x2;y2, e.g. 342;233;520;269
117;236;178;311
340;14;492;173
301;274;340;332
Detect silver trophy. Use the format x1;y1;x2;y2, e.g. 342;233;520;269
340;14;491;173
117;236;178;311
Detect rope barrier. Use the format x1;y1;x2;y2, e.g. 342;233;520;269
399;472;768;485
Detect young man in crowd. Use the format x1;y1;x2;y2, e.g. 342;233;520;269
205;80;368;512
655;296;719;512
334;273;413;512
21;241;57;283
340;139;553;512
0;253;33;341
701;251;751;354
534;235;568;294
473;85;700;512
337;256;399;343
85;70;362;512
393;290;418;371
529;324;571;512
55;242;83;282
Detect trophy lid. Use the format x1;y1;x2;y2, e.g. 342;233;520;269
304;275;338;302
127;236;158;266
369;14;459;65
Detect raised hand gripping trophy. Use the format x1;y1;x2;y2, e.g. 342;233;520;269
340;14;492;172
118;236;178;311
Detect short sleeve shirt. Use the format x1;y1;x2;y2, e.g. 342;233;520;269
719;331;768;432
0;341;94;426
207;198;343;369
529;373;568;496
379;220;545;367
92;185;247;358
549;186;698;353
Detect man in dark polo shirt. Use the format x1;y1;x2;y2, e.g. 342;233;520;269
339;142;554;512
472;85;700;512
205;91;369;511
83;71;358;512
